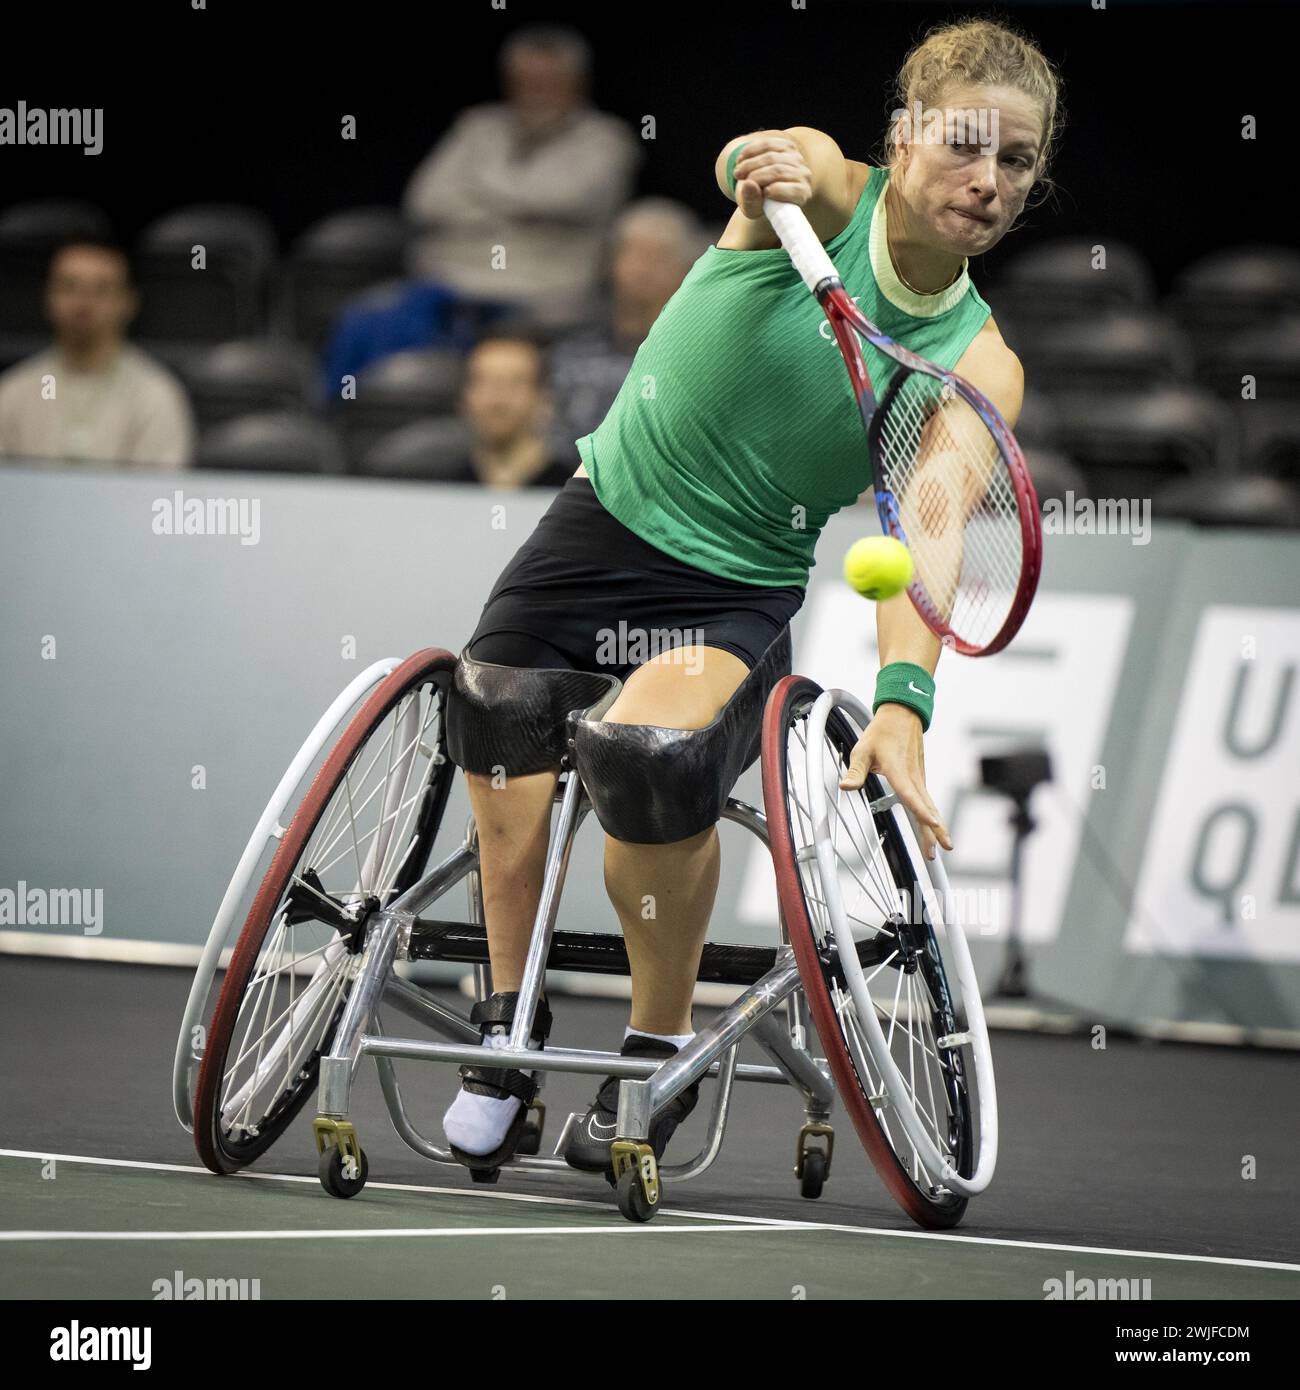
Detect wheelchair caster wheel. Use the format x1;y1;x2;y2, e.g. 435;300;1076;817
318;1142;368;1198
798;1148;828;1200
615;1166;657;1222
516;1101;545;1157
611;1140;660;1223
794;1120;834;1200
314;1117;367;1198
469;1166;501;1185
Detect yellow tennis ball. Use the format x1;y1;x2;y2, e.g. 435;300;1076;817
842;536;914;600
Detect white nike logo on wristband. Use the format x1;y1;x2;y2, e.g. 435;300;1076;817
908;681;929;695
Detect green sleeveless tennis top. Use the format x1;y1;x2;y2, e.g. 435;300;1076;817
577;165;992;587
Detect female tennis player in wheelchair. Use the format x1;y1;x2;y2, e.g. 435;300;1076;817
175;17;1055;1225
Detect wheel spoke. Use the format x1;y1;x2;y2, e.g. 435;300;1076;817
307;692;430;882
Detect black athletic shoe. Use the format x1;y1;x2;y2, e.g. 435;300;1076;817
563;1034;700;1173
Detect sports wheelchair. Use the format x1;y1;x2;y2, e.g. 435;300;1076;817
173;633;997;1226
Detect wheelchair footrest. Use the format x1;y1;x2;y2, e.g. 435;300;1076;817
409;919;779;985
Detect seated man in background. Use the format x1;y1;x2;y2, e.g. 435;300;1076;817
445;331;575;489
548;197;704;464
0;240;194;469
403;23;640;332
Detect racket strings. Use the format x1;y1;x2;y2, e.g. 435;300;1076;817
876;372;1023;649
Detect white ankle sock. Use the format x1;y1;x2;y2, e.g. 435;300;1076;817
443;1029;541;1157
624;1026;695;1049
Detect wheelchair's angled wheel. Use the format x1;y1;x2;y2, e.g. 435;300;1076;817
193;648;459;1174
763;676;994;1230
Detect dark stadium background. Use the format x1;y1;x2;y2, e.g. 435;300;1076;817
6;0;1290;292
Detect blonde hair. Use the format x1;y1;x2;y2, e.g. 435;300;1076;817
881;16;1064;207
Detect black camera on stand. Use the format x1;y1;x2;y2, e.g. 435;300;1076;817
979;749;1053;999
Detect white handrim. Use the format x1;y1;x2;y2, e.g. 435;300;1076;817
171;658;402;1130
804;688;998;1198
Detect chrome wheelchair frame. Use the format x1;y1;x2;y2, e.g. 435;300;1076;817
175;648;995;1225
315;772;834;1216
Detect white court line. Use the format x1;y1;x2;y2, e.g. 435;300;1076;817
0;1224;807;1243
2;1148;1298;1273
0;1148;651;1220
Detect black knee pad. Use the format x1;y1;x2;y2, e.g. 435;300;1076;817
445;646;620;777
569;629;792;845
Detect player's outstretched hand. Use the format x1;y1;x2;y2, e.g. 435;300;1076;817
733;135;814;218
839;704;953;861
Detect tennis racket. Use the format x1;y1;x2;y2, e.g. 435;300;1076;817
765;197;1042;657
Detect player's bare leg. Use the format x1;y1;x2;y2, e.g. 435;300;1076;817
443;765;558;1159
563;644;750;1172
463;766;560;991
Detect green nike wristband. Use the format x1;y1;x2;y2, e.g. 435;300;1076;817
725;141;750;199
873;661;935;733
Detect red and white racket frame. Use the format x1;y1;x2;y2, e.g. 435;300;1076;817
765;198;1042;656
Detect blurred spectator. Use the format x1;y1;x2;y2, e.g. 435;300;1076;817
404;24;641;331
0;241;194;469
444;332;575;488
548;198;703;460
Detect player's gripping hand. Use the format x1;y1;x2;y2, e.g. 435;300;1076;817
733;135;814;218
839;704;953;862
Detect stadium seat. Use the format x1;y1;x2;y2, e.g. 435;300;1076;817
1015;310;1195;396
180;340;318;429
0;199;113;365
196;410;346;474
1154;473;1300;529
1235;400;1300;481
1195;315;1300;404
1011;388;1059;450
1167;246;1300;360
1025;447;1089;506
281;207;411;349
337;348;466;466
356;417;473;481
0;197;112;243
133;205;278;353
987;237;1156;336
1051;384;1232;498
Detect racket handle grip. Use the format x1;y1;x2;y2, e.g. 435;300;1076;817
763;198;839;295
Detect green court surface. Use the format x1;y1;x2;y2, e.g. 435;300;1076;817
2;1152;1297;1300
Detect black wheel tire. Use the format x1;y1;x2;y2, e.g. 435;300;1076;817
319;1143;368;1198
516;1119;542;1157
799;1149;828;1200
615;1167;657;1223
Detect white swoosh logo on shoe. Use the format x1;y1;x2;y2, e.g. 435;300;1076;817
586;1117;617;1138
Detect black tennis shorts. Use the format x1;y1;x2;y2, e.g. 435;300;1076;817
464;475;805;678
